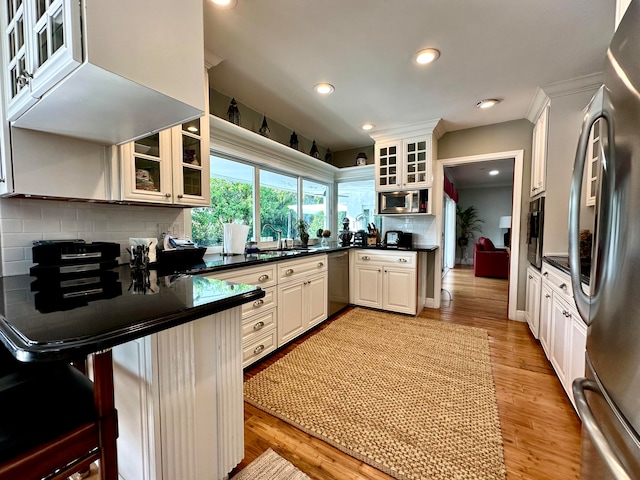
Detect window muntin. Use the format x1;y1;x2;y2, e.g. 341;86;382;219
192;155;330;249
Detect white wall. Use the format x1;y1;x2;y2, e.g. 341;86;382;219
0;198;185;276
381;215;438;245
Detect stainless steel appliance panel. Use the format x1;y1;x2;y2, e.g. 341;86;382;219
569;1;640;477
573;356;640;479
526;197;544;268
328;250;349;316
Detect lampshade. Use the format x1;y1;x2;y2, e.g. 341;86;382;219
499;216;512;229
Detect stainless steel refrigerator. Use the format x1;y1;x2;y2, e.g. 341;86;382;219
569;0;640;478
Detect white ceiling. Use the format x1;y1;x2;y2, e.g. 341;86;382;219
203;0;614;151
445;159;514;189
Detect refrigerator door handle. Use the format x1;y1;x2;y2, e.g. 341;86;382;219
569;85;607;324
573;377;633;480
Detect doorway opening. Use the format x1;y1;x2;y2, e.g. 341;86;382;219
433;150;524;320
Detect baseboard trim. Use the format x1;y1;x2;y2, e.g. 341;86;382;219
514;310;527;322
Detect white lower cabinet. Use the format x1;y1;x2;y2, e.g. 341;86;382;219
205;264;278;367
113;308;245;480
549;294;571;385
277;256;328;346
206;254;329;365
525;266;542;338
539;283;553;357
540;262;588;411
350;249;417;315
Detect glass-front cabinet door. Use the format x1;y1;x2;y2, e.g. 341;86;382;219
171;116;210;207
121;130;173;203
2;0;35;117
2;0;82;120
375;141;401;191
120;117;209;206
403;135;432;188
585;118;601;207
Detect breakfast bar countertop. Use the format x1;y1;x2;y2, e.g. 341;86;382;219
0;266;265;363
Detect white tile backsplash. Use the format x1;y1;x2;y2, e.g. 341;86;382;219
0;198;185;276
381;215;438;244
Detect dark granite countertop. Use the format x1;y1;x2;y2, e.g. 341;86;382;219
543;255;590;285
0;266;264;363
166;243;439;276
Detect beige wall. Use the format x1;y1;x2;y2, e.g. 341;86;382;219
438;119;533;311
543;88;598;255
332;146;375;168
210;89;334;162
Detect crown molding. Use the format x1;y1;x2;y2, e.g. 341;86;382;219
209;114;338;181
335;164;375;182
526;72;603;122
369;119;443;143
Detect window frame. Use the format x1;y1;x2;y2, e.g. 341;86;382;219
191;150;334;253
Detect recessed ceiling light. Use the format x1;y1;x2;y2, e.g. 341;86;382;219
476;99;500;109
362;123;375;131
314;83;335;95
210;0;237;8
489;170;500;176
415;48;440;65
187;126;199;133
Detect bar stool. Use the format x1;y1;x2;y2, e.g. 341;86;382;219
0;348;118;480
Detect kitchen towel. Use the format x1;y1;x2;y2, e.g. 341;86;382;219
223;224;249;254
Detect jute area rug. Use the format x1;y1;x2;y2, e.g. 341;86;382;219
231;449;310;480
244;308;506;480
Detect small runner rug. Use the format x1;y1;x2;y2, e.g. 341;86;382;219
243;307;506;480
231;449;310;480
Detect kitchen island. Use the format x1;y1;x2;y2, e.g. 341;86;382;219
0;267;265;480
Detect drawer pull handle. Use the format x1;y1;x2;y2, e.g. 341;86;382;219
253;344;265;355
285;268;294;275
362;256;370;261
317;262;324;267
258;274;269;282
398;258;407;263
253;299;264;307
528;275;533;279
559;283;567;290
253;321;265;330
545;294;551;298
543;272;549;277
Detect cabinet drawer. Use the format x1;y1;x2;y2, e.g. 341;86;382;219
241;287;276;320
207;264;277;288
353;249;416;267
242;309;276;340
542;264;573;301
277;255;328;283
242;330;277;367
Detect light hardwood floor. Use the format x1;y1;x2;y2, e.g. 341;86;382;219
233;267;583;480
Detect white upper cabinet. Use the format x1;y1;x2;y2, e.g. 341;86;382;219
371;120;442;191
1;0;205;146
119;116;211;206
530;100;549;197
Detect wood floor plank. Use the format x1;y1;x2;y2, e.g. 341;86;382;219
233;267;582;480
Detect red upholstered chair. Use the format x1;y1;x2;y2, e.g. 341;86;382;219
473;237;509;278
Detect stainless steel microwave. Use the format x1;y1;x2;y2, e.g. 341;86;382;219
378;190;428;214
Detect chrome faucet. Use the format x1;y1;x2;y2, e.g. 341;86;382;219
262;223;283;250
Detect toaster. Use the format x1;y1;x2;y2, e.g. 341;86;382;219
384;231;413;249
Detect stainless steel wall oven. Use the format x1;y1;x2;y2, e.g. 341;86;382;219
527;197;545;268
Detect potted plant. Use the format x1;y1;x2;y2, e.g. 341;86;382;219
456;205;484;264
298;219;310;247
